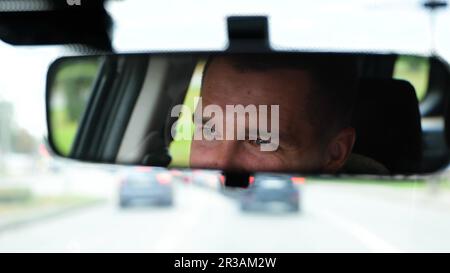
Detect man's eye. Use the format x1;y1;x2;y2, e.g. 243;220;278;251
203;125;215;133
203;125;219;138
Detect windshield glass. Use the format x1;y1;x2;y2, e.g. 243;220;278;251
2;0;450;253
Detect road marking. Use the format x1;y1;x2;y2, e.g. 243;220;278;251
153;186;217;251
314;208;401;253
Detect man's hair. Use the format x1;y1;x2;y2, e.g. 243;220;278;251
201;53;359;140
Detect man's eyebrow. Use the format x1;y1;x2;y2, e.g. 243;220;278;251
248;126;297;144
192;115;299;146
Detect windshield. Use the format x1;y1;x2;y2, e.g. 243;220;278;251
2;0;450;254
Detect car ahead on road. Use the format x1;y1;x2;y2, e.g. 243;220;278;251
191;170;221;189
240;174;300;213
119;168;174;208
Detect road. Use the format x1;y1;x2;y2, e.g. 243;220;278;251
1;179;450;252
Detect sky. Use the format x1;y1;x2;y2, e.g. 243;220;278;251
1;0;450;139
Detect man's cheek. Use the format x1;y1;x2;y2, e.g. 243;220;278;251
189;141;208;167
190;140;223;166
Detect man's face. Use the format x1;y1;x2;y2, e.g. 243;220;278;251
189;57;328;173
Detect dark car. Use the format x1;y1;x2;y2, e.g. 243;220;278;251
240;174;300;212
119;168;174;208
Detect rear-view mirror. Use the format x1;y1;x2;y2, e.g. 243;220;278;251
46;52;450;176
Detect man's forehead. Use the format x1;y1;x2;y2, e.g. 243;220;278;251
198;57;316;138
201;60;312;106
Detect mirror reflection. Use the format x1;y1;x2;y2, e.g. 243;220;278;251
47;53;448;176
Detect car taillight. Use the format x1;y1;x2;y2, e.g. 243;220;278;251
135;166;152;173
219;175;225;185
207;176;216;185
170;169;182;176
156;173;171;184
183;176;191;184
249;176;255;184
38;143;50;158
291;177;305;185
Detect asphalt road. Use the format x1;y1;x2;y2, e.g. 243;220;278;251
1;179;450;252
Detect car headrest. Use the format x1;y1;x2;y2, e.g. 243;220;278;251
351;78;422;174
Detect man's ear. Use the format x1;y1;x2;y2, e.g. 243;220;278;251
322;127;356;173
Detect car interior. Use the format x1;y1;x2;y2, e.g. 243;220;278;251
5;0;450;255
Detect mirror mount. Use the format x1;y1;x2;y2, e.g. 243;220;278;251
226;16;270;52
222;171;251;188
